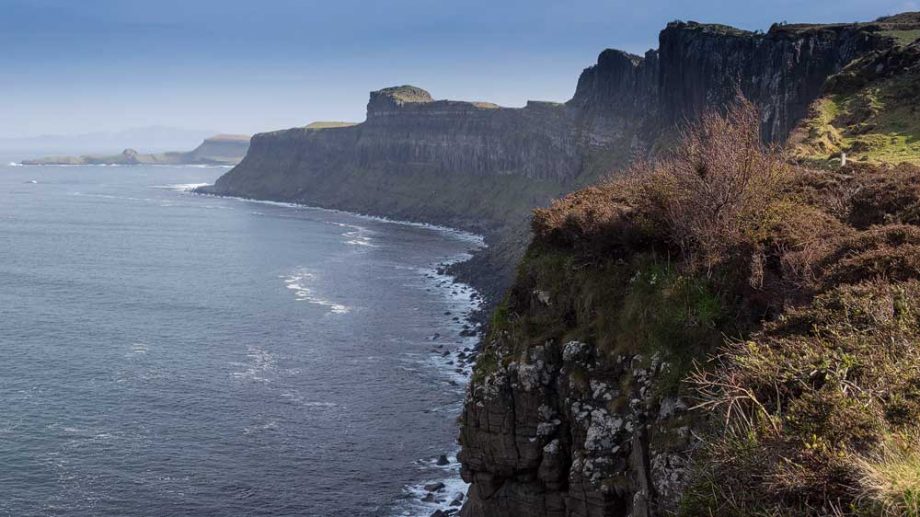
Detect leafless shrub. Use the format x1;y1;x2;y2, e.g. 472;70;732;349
631;97;794;272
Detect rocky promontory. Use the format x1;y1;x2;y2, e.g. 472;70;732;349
203;15;915;302
22;134;251;166
204;85;580;227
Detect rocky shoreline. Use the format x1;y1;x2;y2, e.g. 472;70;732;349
395;258;484;517
191;187;491;517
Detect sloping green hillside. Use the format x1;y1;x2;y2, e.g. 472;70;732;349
791;41;920;166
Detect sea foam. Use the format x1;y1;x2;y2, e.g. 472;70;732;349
154;183;210;192
282;271;351;314
194;190;486;247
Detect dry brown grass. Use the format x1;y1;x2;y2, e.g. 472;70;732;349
531;183;640;251
534;99;797;274
856;442;920;516
818;225;920;288
686;280;920;515
847;163;920;229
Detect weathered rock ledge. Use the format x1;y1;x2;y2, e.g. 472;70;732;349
460;340;693;517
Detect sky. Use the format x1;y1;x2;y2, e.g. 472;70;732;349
1;0;917;140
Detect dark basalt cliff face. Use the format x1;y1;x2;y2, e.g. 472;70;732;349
207;87;581;231
657;22;889;142
567;21;892;146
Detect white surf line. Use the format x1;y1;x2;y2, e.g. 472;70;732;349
192;189;486;247
281;271;351;314
191;187;486;516
151;183;210;192
393;250;484;516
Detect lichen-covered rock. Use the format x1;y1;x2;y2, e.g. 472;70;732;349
459;337;696;517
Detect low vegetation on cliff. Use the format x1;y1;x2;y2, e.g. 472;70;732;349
471;98;920;515
791;40;920;166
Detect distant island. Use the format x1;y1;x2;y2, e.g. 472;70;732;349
21;134;251;166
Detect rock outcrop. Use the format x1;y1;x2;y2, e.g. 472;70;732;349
460;340;693;517
22;134;251;166
457;244;706;517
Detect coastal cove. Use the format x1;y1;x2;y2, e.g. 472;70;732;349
4;3;920;516
0;161;482;516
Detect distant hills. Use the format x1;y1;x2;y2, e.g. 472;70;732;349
21;134;251;166
0;126;221;156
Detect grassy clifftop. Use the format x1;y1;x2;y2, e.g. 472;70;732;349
467;101;920;515
790;40;920;166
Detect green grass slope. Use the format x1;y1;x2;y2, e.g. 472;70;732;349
790;40;920;166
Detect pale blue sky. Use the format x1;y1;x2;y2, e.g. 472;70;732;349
1;0;916;138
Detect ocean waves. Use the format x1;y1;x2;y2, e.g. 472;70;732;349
281;271;351;314
335;222;377;247
192;189;486;247
152;183;210;192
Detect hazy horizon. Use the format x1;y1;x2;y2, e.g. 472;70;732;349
3;0;916;140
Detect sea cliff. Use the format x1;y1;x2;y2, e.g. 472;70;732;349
203;89;584;300
203;15;913;302
457;13;920;517
201;14;920;515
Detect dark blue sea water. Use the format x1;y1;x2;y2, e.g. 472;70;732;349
0;160;481;516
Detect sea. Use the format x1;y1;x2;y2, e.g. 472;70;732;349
0;158;482;516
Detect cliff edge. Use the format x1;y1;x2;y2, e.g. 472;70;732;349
457;13;920;517
459;99;920;516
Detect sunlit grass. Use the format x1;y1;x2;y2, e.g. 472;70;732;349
857;444;920;516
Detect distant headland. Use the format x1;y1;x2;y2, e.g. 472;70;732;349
21;134;251;166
